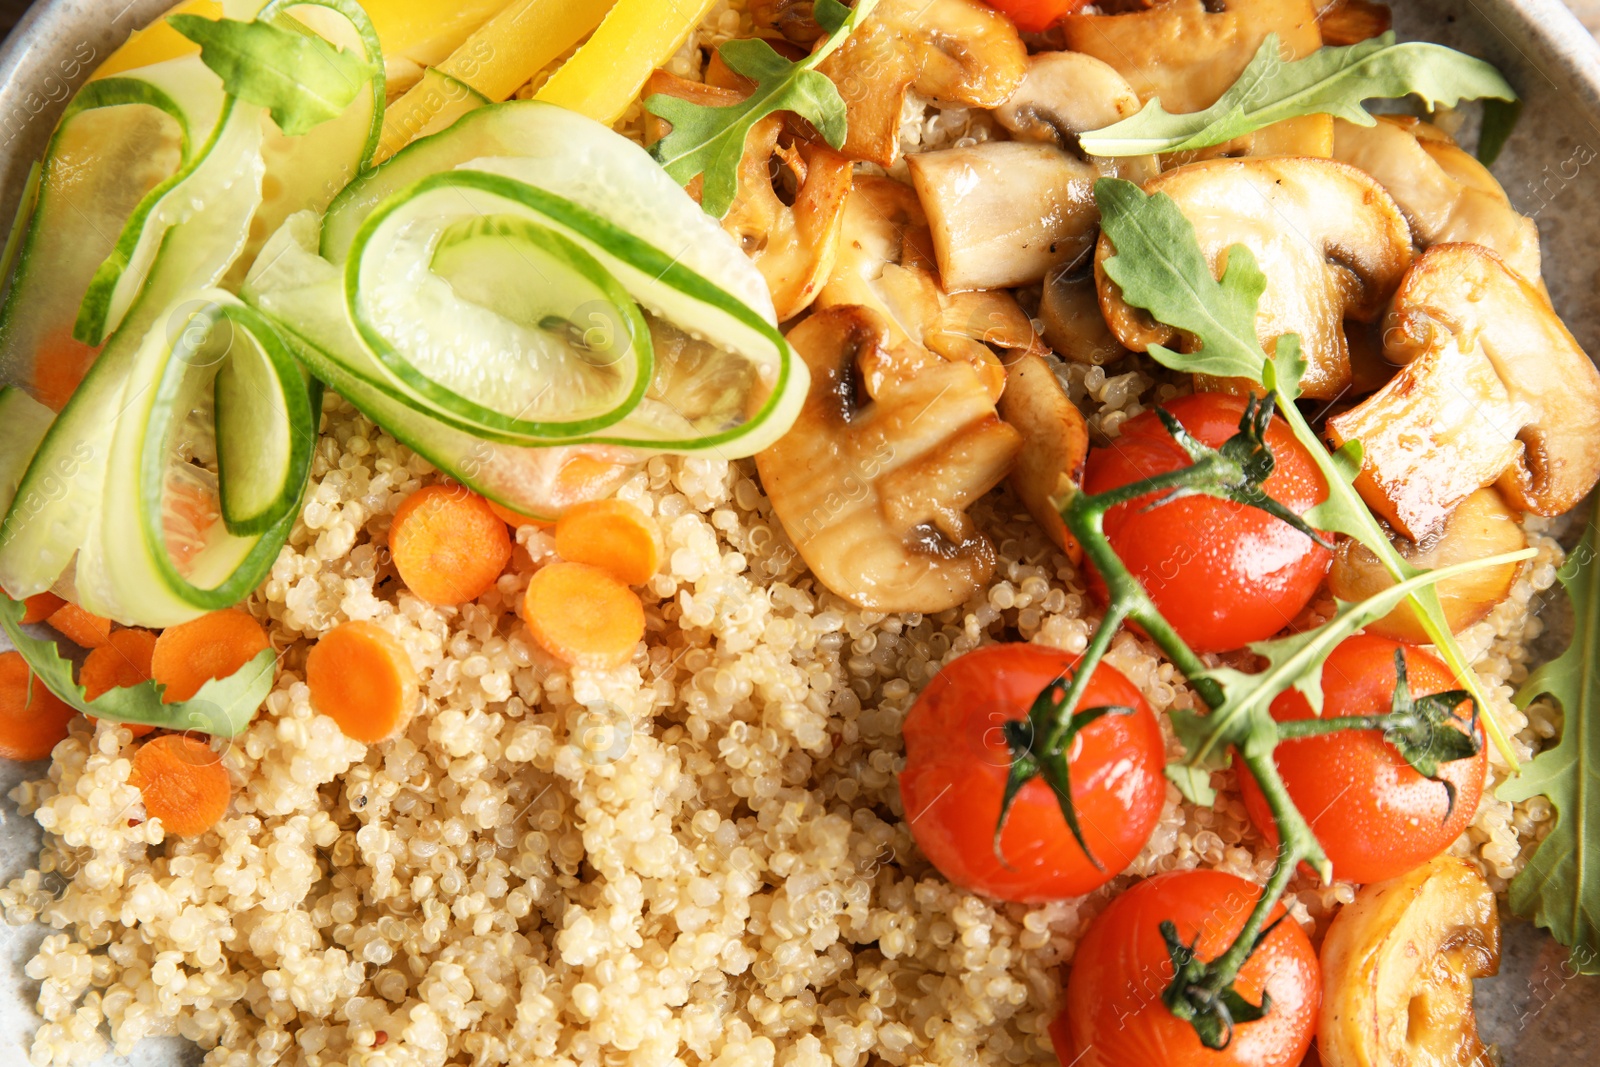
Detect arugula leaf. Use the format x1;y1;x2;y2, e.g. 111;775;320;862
1168;548;1534;804
644;0;880;218
1500;510;1600;974
1094;178;1269;383
0;595;274;738
1478;96;1523;166
1080;32;1517;157
169;13;369;137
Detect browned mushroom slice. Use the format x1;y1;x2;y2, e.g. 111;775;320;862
991;51;1158;185
1313;0;1392;45
1327;244;1600;540
1060;0;1323;115
1328;487;1527;642
816;0;1027;168
996;353;1088;560
749;0;829;46
1333;115;1542;283
645;72;852;322
818;176;1040;401
755;306;1021;612
907;143;1100;292
1094;158;1412;399
1039;257;1124;366
1169;114;1335;167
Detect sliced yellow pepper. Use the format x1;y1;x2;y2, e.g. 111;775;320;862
91;0;220;79
535;0;721;125
377;0;615;161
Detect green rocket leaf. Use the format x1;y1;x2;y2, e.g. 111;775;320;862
644;0;879;218
1500;507;1600;974
1080;32;1516;157
169;13;369;136
0;594;274;738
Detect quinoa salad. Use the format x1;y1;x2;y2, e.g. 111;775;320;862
0;1;1594;1066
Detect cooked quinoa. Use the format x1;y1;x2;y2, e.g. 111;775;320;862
0;4;1575;1066
0;372;1566;1066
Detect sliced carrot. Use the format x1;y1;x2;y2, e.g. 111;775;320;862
554;499;661;586
0;651;77;760
21;592;65;624
81;629;159;737
47;604;112;649
306;621;419;744
390;484;513;606
150;609;271;703
130;734;231;836
32;328;102;413
487;500;552;530
521;561;645;669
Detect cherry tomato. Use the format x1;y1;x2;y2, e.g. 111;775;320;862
980;0;1093;33
1082;393;1331;654
1057;869;1320;1067
1237;634;1487;885
900;644;1166;903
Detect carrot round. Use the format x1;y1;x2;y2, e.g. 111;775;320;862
554;499;661;586
521;561;645;669
47;603;112;649
21;592;65;624
81;629;159;737
390;484;512;605
151;609;271;703
306;621;418;743
0;651;77;760
130;734;231;836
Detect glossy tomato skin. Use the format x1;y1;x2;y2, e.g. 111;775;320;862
1083;393;1331;654
899;644;1166;903
980;0;1092;33
1059;870;1320;1067
1238;634;1487;885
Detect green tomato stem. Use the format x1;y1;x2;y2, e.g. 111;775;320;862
1271;396;1519;769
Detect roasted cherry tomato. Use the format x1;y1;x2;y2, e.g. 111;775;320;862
1082;393;1331;654
1238;634;1487;885
899;643;1165;903
1056;869;1320;1067
980;0;1092;33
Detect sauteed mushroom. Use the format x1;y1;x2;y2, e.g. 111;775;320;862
645;73;853;320
1320;857;1500;1067
996;353;1088;560
1327;244;1600;540
755;306;1021;612
1095;157;1412;398
1333;115;1542;284
816;0;1027;168
907;52;1158;291
1060;0;1323;114
818;176;1042;401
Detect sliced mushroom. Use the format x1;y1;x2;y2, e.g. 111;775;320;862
749;0;829;46
816;0;1027;168
644;73;852;321
1095;158;1413;399
1327;244;1600;540
1328;487;1527;642
755;306;1021;612
996;353;1088;560
1169;113;1335;167
818;176;1042;401
1060;0;1323;115
1320;856;1499;1067
992;51;1159;184
905;52;1159;292
1040;256;1125;366
1333;115;1542;284
1313;0;1392;45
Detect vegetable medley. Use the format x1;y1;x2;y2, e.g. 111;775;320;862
0;0;1596;1065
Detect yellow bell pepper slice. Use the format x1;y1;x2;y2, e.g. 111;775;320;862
535;0;720;125
377;0;615;162
93;0;513;82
